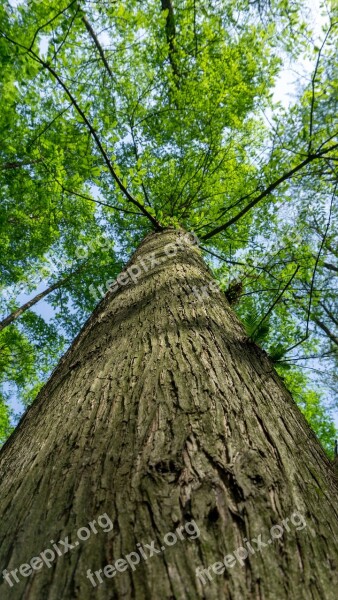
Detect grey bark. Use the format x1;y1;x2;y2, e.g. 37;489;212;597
0;228;337;600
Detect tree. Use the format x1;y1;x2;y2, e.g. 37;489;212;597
0;0;337;597
0;227;338;599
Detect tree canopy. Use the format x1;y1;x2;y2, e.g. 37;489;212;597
0;0;337;454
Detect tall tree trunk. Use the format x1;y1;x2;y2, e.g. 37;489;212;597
0;228;337;600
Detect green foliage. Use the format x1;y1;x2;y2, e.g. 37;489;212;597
268;343;290;364
241;303;271;344
278;369;337;458
0;396;13;446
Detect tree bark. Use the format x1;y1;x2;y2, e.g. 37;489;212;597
0;228;337;600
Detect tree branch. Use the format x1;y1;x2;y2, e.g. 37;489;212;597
0;275;72;333
283;190;335;355
26;103;72;149
319;302;338;328
56;181;145;216
39;150;144;217
312;316;338;347
308;25;332;153
202;144;338;241
322;261;338;274
81;15;115;81
161;0;180;83
29;0;78;51
1;159;44;170
0;31;162;231
249;265;300;340
304;190;334;339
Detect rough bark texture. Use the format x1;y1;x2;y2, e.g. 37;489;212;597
0;228;337;599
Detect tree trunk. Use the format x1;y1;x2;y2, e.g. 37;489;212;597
0;228;337;600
